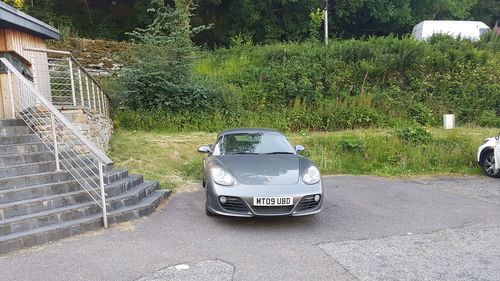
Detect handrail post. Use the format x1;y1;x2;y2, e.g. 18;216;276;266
86;76;91;107
6;70;15;119
77;68;84;107
98;161;108;228
100;89;104;114
97;87;102;114
92;82;96;111
51;115;61;172
68;57;76;106
102;90;106;115
30;56;38;91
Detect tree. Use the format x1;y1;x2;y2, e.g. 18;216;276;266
472;0;500;26
17;0;489;43
120;3;218;111
2;0;25;10
329;0;478;37
410;0;478;21
191;0;322;46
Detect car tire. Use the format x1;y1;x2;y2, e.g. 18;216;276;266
482;151;500;178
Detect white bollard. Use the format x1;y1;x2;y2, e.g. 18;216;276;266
443;114;455;130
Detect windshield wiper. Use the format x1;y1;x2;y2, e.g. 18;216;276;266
264;152;295;155
232;152;260;155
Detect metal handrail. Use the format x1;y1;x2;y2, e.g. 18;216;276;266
1;57;111;227
24;47;111;116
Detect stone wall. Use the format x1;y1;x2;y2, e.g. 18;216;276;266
48;38;129;77
59;107;113;152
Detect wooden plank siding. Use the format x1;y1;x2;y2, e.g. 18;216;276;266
0;28;51;118
0;29;46;57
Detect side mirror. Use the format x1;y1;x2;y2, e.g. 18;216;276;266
295;144;305;153
198;145;212;153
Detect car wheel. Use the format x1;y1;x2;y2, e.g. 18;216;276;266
482;152;500;178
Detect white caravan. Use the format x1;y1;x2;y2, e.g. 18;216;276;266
412;20;491;41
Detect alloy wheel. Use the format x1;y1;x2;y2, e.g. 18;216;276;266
484;154;499;176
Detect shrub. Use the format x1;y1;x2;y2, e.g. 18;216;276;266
395;126;435;143
340;138;364;151
116;35;499;132
407;103;434;126
477;110;500;128
192;37;498;129
119;4;218;112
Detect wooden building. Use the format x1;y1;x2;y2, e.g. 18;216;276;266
0;2;59;118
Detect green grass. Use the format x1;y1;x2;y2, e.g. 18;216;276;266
108;127;498;189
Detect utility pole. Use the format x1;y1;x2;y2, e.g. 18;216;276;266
324;0;329;45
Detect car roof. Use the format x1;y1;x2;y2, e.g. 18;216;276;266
217;128;284;137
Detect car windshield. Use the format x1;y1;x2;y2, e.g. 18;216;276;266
216;133;295;155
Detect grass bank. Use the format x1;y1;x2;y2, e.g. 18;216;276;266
114;36;500;133
108;127;498;189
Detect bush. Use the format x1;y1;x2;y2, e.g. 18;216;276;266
395;126;435;143
119;4;218;112
191;36;499;129
477;110;500;128
340;138;364;151
116;35;499;132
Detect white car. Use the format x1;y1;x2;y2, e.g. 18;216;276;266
477;134;500;178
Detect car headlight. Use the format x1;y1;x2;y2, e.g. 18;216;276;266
303;165;321;185
211;166;235;186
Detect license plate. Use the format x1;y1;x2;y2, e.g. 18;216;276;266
253;196;293;206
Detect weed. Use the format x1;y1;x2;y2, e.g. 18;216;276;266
395;127;434;143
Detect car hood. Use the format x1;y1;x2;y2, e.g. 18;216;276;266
215;154;300;185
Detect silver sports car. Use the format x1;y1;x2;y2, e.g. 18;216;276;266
198;128;323;217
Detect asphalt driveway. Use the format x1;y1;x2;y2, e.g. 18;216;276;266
0;175;499;281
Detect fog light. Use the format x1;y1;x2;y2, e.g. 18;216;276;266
314;195;321;202
219;196;227;204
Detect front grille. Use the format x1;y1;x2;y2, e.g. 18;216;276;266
252;206;294;214
220;197;250;213
295;195;320;212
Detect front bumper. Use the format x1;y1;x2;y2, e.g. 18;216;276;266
205;181;323;217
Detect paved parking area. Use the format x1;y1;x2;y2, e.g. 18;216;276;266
0;175;499;281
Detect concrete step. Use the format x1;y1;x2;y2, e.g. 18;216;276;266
0;126;32;137
0;171;74;190
0;134;40;145
0;189;169;254
0;169;130;205
107;181;160;210
0;142;46;156
0;155;106;178
0;161;56;178
0;151;54;167
0;174;144;219
0;119;26;127
0;181;161;237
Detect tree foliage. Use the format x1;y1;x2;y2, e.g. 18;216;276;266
6;0;497;43
120;3;219;111
2;0;24;9
191;0;485;44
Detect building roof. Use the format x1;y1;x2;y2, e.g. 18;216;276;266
0;2;59;40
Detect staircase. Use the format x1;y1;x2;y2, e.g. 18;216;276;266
0;119;170;254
